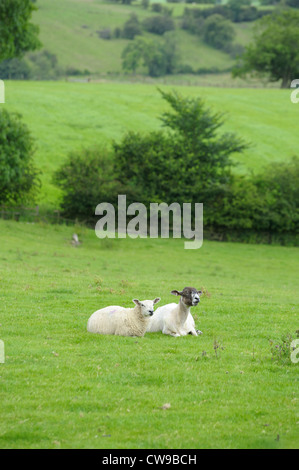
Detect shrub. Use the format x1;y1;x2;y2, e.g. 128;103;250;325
142;15;175;35
28;50;62;80
98;28;112;40
122;34;179;76
151;3;162;12
113;89;248;206
0;57;32;79
122;14;142;39
0;109;40;204
53;148;122;223
202;14;236;50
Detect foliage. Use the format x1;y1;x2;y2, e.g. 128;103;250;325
52;147;121;223
182;4;272;27
0;50;62;80
0;0;41;61
0;109;40;204
202;14;236;50
232;10;299;88
113;89;248;207
142;15;175;35
206;157;299;239
28;50;63;80
53;90;299;241
121;34;179;76
0;57;32;80
121;13;142;39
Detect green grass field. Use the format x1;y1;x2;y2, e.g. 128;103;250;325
31;0;254;75
1;0;298;453
0;219;298;449
2;81;296;207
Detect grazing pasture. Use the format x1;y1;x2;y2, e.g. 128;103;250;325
3;81;296;207
0;219;298;448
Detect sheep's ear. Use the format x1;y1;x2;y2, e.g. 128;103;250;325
153;297;160;304
197;290;202;295
133;299;140;305
171;290;183;296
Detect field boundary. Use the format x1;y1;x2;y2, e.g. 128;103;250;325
1;205;298;246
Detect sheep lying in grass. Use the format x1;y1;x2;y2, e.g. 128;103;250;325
87;297;161;337
147;287;202;337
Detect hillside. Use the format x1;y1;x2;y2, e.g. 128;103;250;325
3;81;296;207
31;0;255;76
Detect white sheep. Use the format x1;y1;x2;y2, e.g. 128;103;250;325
87;297;161;337
147;287;202;337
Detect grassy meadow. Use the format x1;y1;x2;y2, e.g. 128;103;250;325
1;0;298;450
0;219;298;449
32;0;252;75
3;81;297;207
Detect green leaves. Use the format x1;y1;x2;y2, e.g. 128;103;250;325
0;109;40;204
232;10;299;87
0;0;41;61
122;34;179;77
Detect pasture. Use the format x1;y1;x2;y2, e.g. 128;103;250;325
0;219;298;449
31;0;252;75
4;81;297;207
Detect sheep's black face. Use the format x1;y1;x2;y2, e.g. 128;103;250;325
171;287;202;307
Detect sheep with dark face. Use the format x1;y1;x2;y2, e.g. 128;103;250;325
146;287;202;337
87;298;161;337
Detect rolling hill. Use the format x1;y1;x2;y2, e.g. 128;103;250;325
31;0;255;76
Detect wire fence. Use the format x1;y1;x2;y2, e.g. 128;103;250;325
0;205;75;226
0;205;297;246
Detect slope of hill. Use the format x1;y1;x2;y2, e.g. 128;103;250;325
31;0;254;76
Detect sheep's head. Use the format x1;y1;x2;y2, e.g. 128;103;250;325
171;287;202;307
133;298;160;317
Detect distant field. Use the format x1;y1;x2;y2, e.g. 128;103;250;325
0;219;298;449
31;0;254;75
2;81;295;207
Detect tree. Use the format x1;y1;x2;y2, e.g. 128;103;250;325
142;15;175;35
0;109;40;204
0;0;41;61
122;34;179;76
53;148;121;223
233;10;299;88
202;14;236;50
113;90;248;207
121;13;142;40
285;0;299;7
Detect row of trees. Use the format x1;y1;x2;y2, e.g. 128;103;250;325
119;9;299;87
119;12;238;76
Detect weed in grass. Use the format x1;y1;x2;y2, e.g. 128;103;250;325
269;331;299;364
213;338;225;359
